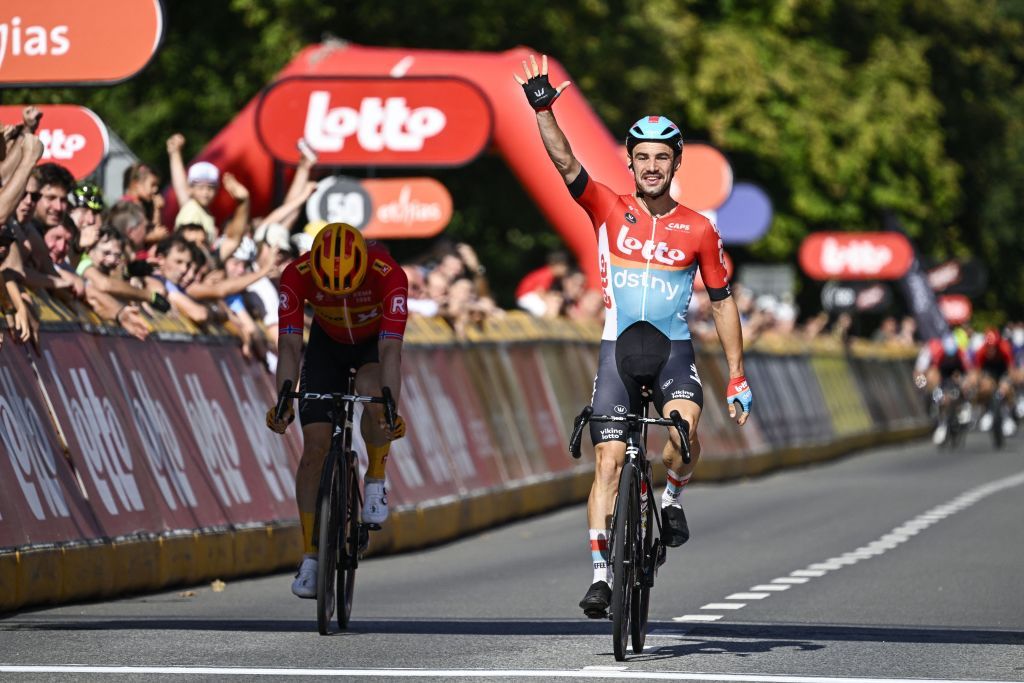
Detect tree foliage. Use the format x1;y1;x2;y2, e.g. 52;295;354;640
6;0;1023;314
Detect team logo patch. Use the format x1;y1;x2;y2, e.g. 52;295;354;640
296;261;311;274
614;404;627;415
625;212;637;224
373;259;392;276
391;296;407;314
279;286;297;311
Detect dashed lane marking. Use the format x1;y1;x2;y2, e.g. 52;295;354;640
674;470;1024;622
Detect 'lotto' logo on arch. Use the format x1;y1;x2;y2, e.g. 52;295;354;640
256;76;493;168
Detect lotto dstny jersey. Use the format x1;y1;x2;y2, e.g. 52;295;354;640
278;244;409;344
569;167;731;341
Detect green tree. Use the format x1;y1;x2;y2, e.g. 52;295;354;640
5;0;1022;314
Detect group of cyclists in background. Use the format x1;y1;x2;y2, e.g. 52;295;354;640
915;325;1024;448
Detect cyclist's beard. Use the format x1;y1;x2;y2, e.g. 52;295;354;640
632;165;675;201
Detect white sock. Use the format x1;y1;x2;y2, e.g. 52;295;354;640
589;529;609;584
662;469;691;508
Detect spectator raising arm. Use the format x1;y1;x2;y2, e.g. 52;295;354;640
166;133;190;208
0;132;44;224
216;173;251;262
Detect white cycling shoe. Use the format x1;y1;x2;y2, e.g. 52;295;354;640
291;554;318;599
363;479;389;527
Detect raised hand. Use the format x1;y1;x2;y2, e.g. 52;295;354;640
513;54;571;111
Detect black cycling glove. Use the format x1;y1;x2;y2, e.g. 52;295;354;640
522;74;561;111
150;291;171;313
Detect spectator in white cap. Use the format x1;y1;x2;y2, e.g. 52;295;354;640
167;132;251;246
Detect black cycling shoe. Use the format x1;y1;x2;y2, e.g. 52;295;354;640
662;504;690;547
579;581;612;618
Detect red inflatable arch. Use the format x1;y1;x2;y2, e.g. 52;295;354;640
177;42;636;288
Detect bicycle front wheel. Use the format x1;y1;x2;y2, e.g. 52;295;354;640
611;463;636;662
631;472;653;654
316;451;341;635
336;456;359;629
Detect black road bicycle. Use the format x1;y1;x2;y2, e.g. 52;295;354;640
569;396;691;661
274;372;396;635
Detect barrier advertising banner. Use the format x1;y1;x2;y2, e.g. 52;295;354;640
0;1;164;86
0;344;102;548
0;105;109;179
256;76;492;167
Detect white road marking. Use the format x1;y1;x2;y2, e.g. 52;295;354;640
672;470;1024;623
0;665;1011;681
672;614;723;622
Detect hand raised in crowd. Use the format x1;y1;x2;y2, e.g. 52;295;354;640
222;172;250;202
297;137;318;167
455;242;482;272
513;53;571;111
166;133;185;156
22;106;42;133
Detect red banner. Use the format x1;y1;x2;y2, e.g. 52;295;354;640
0;1;164;86
798;232;914;281
0;344;102;547
256;76;492;167
0;105;109;179
37;335;176;537
938;294;972;325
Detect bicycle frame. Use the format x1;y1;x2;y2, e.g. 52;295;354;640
568;398;691;658
274;373;395;633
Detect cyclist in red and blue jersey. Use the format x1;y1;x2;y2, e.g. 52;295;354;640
515;54;753;618
265;222;408;599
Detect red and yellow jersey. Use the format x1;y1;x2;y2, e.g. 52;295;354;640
278;244;409;344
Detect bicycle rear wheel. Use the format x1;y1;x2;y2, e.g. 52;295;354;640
611;464;636;662
336;455;359;629
316;451;341;635
631;472;653;654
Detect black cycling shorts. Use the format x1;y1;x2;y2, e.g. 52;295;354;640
589;321;704;445
298;322;379;426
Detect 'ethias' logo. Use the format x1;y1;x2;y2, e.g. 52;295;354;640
304;92;447;153
616;227;685;265
0;17;69;70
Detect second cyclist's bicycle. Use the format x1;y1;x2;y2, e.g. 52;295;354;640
274;372;396;635
569;394;690;661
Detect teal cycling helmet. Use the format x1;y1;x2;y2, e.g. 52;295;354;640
625;115;683;157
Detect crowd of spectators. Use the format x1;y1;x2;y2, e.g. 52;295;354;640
0;106;319;372
0;105;1001;359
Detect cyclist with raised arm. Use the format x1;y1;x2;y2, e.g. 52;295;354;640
514;54;753;617
265;222;408;599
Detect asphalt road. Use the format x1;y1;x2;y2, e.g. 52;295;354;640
1;432;1022;682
